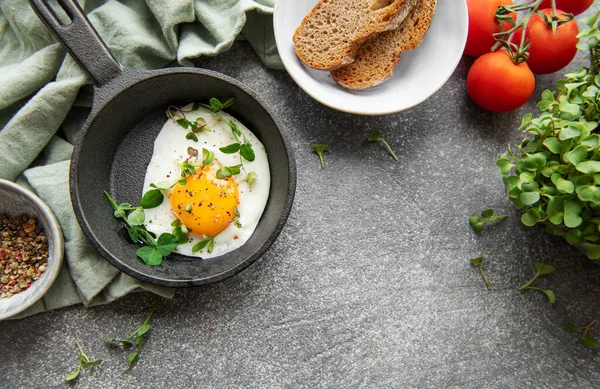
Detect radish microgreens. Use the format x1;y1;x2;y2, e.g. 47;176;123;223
469;209;508;232
470;252;492;289
519;261;556;303
497;12;600;259
367;130;398;161
312;144;329;170
65;340;102;382
563;320;598;348
106;296;160;374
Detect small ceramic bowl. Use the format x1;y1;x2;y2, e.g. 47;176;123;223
273;0;469;115
0;179;64;320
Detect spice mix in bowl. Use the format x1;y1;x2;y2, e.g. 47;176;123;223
0;179;64;320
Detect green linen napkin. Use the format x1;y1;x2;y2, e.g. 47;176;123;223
0;0;283;318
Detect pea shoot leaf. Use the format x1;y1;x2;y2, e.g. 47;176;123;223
65;340;102;382
220;143;241;153
202;148;215;165
140;189;164;209
106;297;160;374
127;207;145;226
240;143;255;161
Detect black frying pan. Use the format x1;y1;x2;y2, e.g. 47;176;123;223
29;0;296;287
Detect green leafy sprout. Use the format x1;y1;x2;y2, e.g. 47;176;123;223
104;191;179;266
106;296;160;374
312;144;329;170
192;235;216;254
65;340;102;381
519;261;556;304
469;209;508;233
367;130;398;161
166;103;210;142
470;252;492;289
497;11;600;259
563;319;598;348
203;98;256;167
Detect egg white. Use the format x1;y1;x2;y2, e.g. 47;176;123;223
142;104;270;258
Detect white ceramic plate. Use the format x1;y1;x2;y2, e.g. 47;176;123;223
273;0;469;115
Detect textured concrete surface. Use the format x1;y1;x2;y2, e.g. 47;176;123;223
2;42;600;388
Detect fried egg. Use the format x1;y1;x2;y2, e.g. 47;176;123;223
142;104;270;258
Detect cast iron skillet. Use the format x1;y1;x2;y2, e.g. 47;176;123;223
29;0;296;287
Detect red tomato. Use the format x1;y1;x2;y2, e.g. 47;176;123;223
512;8;579;74
539;0;593;15
467;51;535;112
465;0;516;57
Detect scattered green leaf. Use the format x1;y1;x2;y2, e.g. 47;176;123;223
106;296;160;374
519;261;556;304
65;340;102;382
562;320;598;348
367;130;398;161
312;144;329;170
469;209;508;233
470;252;492;289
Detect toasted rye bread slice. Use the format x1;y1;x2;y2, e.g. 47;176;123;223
293;0;418;71
330;0;437;90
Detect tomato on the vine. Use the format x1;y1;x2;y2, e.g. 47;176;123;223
465;0;516;57
512;8;579;74
467;51;535;112
539;0;593;15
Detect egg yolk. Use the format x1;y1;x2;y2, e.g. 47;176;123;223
170;164;239;237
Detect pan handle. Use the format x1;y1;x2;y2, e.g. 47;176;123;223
29;0;122;86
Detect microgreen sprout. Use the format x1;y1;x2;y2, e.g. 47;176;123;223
243;171;257;188
367;130;398;161
202;98;255;167
171;220;190;244
563;320;598;348
104;191;179;266
202;148;215;165
192;235;216;254
519;261;556;304
233;206;242;228
65;340;102;382
470;252;492;290
469;209;508;233
216;164;242;179
106;296;160;374
312;144;329;170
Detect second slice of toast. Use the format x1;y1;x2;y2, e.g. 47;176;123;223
330;0;437;90
293;0;418;71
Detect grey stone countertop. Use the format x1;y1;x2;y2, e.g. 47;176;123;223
2;42;600;388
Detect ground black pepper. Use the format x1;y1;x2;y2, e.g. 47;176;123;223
0;214;48;298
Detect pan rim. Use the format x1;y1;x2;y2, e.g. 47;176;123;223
70;67;297;287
